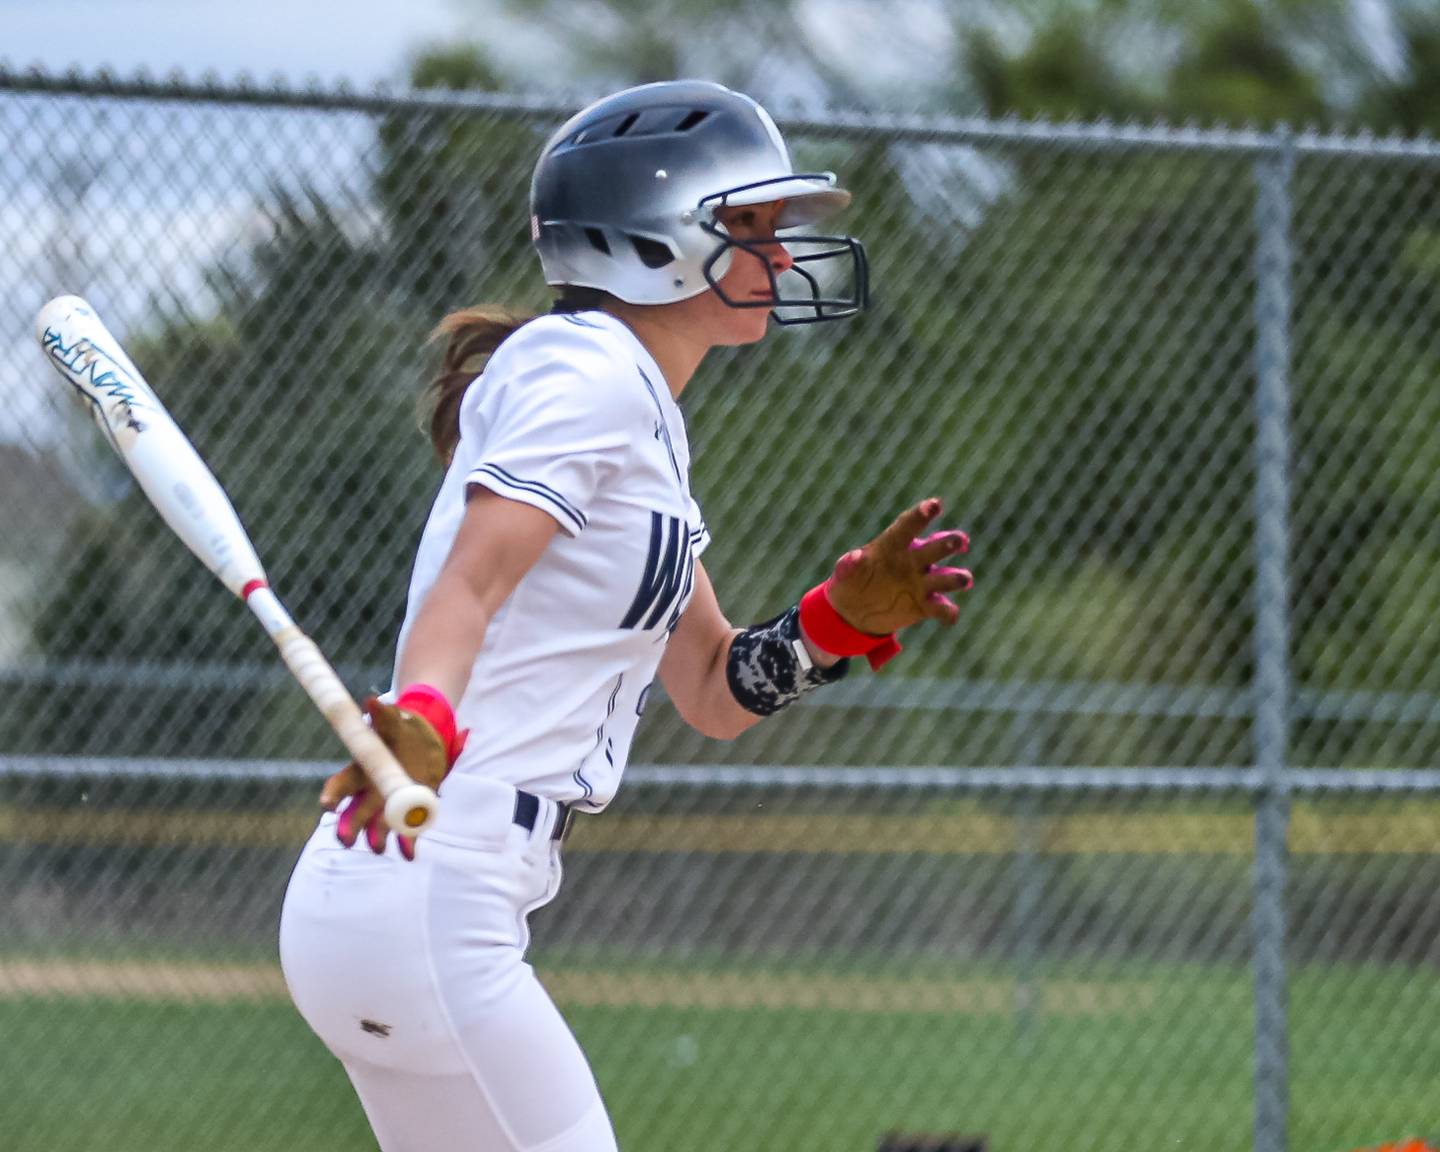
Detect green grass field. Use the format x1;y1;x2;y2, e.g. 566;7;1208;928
3;961;1436;1152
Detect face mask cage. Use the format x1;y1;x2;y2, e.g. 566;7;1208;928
696;178;870;325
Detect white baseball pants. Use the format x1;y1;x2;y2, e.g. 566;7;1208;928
279;776;617;1152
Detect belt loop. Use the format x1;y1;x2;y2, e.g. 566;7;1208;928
513;789;540;837
552;801;573;842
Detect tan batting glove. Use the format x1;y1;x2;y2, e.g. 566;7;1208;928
825;497;973;635
319;695;459;859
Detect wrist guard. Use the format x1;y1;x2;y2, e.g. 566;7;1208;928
726;607;849;717
798;580;903;670
395;684;469;764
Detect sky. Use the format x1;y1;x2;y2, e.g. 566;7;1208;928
1;0;475;88
0;0;962;102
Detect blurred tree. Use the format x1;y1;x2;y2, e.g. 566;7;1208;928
1357;7;1440;131
1166;0;1327;123
497;0;871;102
964;15;1155;121
958;0;1336;124
940;0;1440;774
375;45;545;315
495;0;1440;133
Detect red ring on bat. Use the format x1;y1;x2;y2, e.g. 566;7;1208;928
242;579;269;600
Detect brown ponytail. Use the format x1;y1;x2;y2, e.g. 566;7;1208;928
424;306;533;465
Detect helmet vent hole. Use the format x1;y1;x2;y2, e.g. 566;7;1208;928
584;227;611;256
674;110;710;132
629;235;674;269
612;112;640;137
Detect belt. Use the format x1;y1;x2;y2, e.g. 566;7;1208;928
513;789;574;842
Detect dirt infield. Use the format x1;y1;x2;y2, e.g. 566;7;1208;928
3;803;1438;853
0;961;1156;1016
544;970;1158;1016
0;962;287;1002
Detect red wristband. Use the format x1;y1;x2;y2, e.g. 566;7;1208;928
395;684;465;762
798;581;903;671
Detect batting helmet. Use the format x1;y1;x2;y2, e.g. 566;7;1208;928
530;80;868;323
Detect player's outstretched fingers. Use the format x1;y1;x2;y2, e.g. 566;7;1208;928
922;567;973;625
909;531;970;569
880;497;945;552
924;566;974;594
926;591;963;624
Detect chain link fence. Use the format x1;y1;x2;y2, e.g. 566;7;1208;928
2;68;1439;1152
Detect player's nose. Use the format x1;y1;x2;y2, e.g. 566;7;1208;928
767;238;794;274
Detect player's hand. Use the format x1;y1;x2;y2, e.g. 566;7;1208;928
825;497;972;635
319;696;465;861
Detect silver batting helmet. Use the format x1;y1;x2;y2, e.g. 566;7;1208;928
530;80;868;324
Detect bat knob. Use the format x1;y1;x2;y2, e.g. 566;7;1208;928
384;785;440;836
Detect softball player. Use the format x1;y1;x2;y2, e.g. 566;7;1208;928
278;79;972;1152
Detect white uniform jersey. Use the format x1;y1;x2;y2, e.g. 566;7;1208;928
390;310;709;815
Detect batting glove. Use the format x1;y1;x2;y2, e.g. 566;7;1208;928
800;497;972;669
320;685;467;860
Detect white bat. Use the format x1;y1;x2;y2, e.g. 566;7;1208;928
35;294;439;838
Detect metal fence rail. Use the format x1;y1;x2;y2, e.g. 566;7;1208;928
3;68;1439;1152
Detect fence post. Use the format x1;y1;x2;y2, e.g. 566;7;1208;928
1252;128;1295;1152
1011;716;1050;1045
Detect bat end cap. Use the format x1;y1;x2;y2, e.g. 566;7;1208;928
385;786;440;836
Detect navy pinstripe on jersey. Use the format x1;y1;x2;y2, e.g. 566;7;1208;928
470;463;588;533
620;512;695;631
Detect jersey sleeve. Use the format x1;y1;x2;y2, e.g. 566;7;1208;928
687;491;711;557
460;324;641;536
